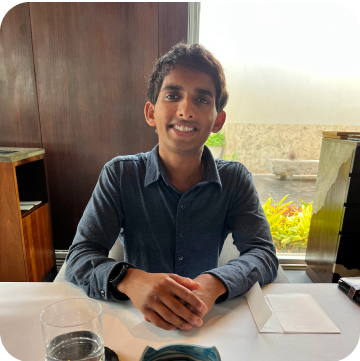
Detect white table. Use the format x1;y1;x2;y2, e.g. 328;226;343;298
0;282;359;361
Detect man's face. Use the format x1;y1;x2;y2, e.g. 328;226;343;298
145;66;226;156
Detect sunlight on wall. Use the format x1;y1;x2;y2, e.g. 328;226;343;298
200;2;360;125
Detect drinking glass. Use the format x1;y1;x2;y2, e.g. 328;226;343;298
40;298;104;361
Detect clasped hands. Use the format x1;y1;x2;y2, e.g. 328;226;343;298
117;269;226;331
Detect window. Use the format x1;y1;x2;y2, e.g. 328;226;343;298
199;2;360;259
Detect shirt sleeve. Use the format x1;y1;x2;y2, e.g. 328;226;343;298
65;162;134;302
204;165;279;302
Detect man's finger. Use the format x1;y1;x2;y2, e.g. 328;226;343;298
169;281;207;315
150;298;195;331
169;274;201;291
178;300;204;318
160;293;203;328
144;309;177;331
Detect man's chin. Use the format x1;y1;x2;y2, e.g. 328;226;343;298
159;142;204;156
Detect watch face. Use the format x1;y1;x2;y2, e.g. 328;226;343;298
111;265;127;286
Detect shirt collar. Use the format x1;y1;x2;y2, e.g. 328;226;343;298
144;144;222;189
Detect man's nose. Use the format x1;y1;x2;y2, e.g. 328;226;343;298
177;96;194;119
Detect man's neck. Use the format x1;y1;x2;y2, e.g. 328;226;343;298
158;145;205;194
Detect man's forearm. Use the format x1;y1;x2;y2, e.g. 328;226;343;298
65;242;123;301
194;273;227;300
206;245;278;302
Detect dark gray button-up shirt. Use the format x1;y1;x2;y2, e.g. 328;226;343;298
65;145;278;302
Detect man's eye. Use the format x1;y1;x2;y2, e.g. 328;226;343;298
165;94;179;99
197;98;209;104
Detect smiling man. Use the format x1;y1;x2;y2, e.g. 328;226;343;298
65;43;279;332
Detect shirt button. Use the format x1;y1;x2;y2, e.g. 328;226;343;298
100;290;105;297
181;205;185;209
179;256;183;261
180;233;185;237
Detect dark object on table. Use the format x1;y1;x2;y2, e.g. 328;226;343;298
140;344;221;361
338;277;360;306
105;346;119;361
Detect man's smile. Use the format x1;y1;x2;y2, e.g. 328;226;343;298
172;124;195;132
169;123;198;137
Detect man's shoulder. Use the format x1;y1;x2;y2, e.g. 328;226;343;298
215;159;250;178
105;152;149;170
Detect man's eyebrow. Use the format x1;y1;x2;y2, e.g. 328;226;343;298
161;85;182;92
195;88;214;98
160;85;214;98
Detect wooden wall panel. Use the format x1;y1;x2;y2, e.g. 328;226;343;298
0;3;42;147
1;3;189;251
29;3;159;249
159;3;188;57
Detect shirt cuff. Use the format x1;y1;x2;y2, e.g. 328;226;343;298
91;261;136;302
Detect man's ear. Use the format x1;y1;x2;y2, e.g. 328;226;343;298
144;101;156;127
211;111;226;133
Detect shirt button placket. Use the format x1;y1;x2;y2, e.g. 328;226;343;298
176;196;191;274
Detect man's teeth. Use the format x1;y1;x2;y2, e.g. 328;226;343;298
173;125;195;132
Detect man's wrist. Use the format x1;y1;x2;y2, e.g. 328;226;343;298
108;263;137;300
117;268;142;295
195;273;226;299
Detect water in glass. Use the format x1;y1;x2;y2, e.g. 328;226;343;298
45;330;104;361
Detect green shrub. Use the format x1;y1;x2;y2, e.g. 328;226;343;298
262;194;312;253
223;147;241;161
205;131;226;147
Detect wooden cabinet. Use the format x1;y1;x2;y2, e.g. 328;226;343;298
306;139;360;283
0;148;55;281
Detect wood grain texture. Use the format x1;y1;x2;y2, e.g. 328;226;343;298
306;158;353;283
13;153;44;167
29;3;159;249
0;3;42;148
0;162;27;281
158;2;188;57
22;203;55;282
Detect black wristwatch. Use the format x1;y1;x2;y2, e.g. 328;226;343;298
109;263;134;292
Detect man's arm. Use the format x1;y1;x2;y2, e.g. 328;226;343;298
65;163;125;301
65;162;207;331
203;168;278;303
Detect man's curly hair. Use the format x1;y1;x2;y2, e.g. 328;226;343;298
147;42;228;112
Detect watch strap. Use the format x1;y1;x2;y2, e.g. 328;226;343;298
109;263;135;301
